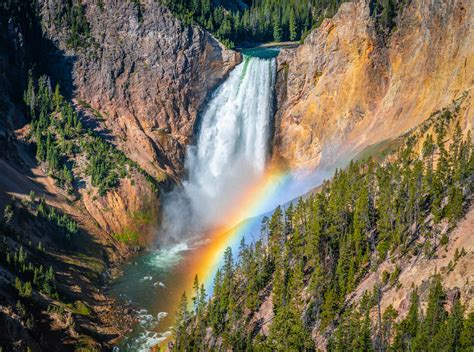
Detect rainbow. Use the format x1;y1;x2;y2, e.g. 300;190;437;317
183;164;293;296
154;165;324;349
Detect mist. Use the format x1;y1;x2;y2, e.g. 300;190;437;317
159;56;276;243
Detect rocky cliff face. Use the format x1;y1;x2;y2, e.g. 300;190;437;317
29;0;241;246
0;1;240;349
274;0;473;171
39;0;241;181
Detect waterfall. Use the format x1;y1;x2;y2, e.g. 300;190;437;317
162;55;276;239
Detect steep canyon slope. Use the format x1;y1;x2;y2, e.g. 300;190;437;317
274;0;473;171
39;0;241;181
0;1;239;349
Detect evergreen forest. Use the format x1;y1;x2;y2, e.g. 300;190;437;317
173;103;474;351
160;0;405;48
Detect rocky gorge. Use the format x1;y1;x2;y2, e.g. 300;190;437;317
0;0;240;350
0;0;472;350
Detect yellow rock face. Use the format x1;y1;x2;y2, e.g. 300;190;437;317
274;0;474;171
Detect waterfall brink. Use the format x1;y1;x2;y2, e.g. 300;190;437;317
162;55;276;240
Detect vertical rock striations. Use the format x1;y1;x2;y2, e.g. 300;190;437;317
39;0;241;180
274;0;473;171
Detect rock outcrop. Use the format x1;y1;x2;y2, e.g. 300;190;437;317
274;0;473;171
0;1;241;349
14;0;243;249
352;202;474;315
39;0;241;180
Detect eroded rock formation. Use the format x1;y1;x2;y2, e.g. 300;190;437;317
274;0;473;171
0;1;241;349
39;0;241;181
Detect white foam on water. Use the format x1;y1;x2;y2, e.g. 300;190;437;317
148;242;189;269
121;309;171;351
136;309;157;330
157;312;168;320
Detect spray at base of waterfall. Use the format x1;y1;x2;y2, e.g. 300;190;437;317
160;56;276;243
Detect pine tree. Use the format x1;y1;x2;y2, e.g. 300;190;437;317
380;0;395;29
272;248;288;312
35;129;45;161
357;309;373;351
53;83;62;111
24;71;35;116
174;292;190;351
446;183;463;224
381;305;398;349
269;304;314;351
289;8;297;41
413;275;447;349
424;274;447;337
431;296;464;351
393;287;420;350
353;180;370;260
320;287;338;329
272;13;282;42
3;204;14;225
268;206;284;265
192;274;200;314
21;281;32;298
210;269;224;333
460;312;474;351
422;133;435;189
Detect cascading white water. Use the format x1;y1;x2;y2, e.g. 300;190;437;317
114;53;278;351
162;55;276;239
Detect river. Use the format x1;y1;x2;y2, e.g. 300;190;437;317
110;48;283;351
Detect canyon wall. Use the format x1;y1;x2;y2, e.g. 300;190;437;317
39;0;241;180
274;0;473;171
31;0;242;244
1;0;241;248
0;2;240;349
